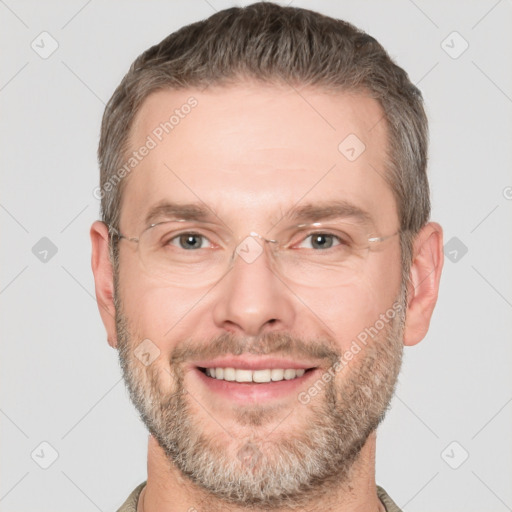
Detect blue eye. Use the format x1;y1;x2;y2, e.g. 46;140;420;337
170;233;210;250
299;233;344;250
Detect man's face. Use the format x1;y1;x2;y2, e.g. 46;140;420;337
113;83;405;507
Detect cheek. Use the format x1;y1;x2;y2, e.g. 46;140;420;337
118;264;208;347
298;258;401;350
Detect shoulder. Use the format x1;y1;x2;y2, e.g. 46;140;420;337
115;481;147;512
376;485;403;512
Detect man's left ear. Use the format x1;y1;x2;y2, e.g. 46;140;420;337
403;222;444;346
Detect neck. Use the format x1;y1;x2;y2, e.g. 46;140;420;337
138;432;386;512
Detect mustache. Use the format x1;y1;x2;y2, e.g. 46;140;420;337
170;330;341;368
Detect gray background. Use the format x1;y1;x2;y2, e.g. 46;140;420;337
1;1;511;510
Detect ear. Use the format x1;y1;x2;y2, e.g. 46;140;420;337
403;222;444;346
90;220;118;349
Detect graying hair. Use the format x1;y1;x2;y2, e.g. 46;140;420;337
98;1;430;294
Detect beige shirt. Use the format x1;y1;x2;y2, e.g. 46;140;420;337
116;481;403;512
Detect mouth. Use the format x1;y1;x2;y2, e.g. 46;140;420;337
197;366;313;383
190;358;321;403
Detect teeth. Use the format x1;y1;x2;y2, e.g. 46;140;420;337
253;369;271;383
223;367;235;381
271;369;284;381
235;369;253;382
204;367;307;383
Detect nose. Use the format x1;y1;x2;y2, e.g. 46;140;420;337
212;236;296;337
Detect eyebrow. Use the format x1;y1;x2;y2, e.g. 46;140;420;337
144;201;217;227
284;200;375;228
143;199;375;230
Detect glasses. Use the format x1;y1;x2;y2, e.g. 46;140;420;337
108;219;400;288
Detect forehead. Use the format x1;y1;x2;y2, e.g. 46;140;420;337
120;82;397;232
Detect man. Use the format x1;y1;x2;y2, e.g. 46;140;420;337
90;2;443;511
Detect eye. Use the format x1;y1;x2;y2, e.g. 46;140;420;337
297;233;346;250
168;232;212;250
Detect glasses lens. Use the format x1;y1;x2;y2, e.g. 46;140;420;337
138;221;231;287
266;221;377;287
136;220;395;287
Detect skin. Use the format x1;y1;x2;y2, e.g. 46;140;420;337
90;81;444;512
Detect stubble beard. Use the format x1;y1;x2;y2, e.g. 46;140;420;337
115;280;406;509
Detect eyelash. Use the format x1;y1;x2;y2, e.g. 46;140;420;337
167;232;213;249
163;231;352;250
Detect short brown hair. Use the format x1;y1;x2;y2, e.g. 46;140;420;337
98;1;430;292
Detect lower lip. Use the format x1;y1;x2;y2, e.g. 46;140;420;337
192;367;319;403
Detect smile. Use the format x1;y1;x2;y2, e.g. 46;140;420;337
199;367;309;383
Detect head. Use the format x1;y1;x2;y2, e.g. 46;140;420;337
91;2;443;508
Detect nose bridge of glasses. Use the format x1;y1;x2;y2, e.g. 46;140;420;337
231;231;279;266
249;231;278;244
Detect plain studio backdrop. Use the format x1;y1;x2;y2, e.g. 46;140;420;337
1;1;511;511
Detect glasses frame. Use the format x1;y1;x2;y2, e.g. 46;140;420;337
107;219;402;286
108;219;400;250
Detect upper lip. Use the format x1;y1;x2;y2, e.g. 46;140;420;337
192;356;319;371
